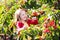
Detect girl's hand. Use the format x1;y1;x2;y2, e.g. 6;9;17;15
32;17;37;20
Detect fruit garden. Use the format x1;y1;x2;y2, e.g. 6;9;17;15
0;0;60;40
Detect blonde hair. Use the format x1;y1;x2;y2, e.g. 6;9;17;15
14;8;27;23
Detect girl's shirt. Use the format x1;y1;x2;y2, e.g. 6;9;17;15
16;21;25;34
16;18;38;33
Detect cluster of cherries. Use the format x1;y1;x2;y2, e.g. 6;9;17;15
31;10;45;16
40;18;57;40
31;10;57;33
43;18;57;33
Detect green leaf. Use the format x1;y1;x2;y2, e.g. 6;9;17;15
57;26;60;30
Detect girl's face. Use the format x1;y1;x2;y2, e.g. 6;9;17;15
20;10;28;21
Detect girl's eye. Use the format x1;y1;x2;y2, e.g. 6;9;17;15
22;14;24;16
22;14;24;15
23;14;24;15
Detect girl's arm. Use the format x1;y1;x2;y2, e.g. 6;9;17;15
31;17;38;25
27;17;38;26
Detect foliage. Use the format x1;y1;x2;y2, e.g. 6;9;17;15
0;0;60;40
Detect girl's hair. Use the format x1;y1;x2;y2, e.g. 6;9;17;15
14;8;27;24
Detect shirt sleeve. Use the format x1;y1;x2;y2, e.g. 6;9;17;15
27;18;38;26
31;19;38;25
27;18;32;26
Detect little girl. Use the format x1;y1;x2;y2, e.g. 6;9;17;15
14;8;38;33
14;8;38;40
14;8;28;33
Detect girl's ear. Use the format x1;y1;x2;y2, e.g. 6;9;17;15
17;15;21;21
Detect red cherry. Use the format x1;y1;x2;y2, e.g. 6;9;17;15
39;37;43;40
44;23;48;28
49;20;55;26
53;25;57;29
44;22;50;28
39;10;44;15
43;28;50;33
32;12;38;16
17;21;24;28
47;23;50;27
47;18;50;21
